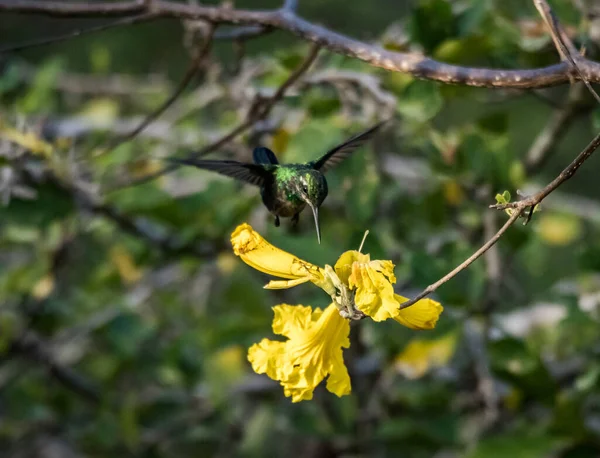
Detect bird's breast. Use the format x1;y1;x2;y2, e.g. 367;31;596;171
263;184;306;217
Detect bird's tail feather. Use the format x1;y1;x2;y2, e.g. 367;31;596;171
252;147;279;165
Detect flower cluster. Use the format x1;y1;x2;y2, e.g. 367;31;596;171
231;223;443;402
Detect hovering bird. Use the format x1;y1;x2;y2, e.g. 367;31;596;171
168;122;384;243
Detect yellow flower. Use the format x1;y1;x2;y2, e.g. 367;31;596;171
248;303;351;402
231;223;443;328
233;223;446;402
335;250;398;322
394;332;457;379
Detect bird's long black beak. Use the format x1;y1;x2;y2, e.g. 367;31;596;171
308;203;321;244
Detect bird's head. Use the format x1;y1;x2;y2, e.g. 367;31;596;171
294;170;328;244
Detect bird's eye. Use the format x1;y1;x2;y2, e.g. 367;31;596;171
302;185;308;193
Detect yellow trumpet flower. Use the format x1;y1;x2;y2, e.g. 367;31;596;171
231;223;444;402
231;223;443;327
248;303;350;402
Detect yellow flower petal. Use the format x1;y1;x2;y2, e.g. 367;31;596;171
272;303;314;338
248;338;288;381
326;350;351;398
348;262;400;321
248;303;351;402
231;223;326;287
393;295;443;330
334;250;370;284
264;277;313;289
367;260;396;284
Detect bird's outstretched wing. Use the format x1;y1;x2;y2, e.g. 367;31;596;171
310;121;385;173
166;158;269;187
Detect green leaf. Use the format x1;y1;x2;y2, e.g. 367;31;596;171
409;0;457;53
468;432;565;458
396;80;443;122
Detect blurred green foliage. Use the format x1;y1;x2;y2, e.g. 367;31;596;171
1;0;600;457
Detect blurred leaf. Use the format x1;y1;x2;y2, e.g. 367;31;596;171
536;213;582;246
458;0;492;36
0;122;53;157
468;432;565;458
270;127;290;154
489;337;556;402
305;88;341;117
103;313;152;359
31;274;55;299
205;345;246;402
18;58;63;113
90;45;111;73
344;148;379;224
0;311;19;353
110;245;143;285
120;393;140;450
396;80;443;122
79;98;120;124
409;0;457;53
442;179;464;206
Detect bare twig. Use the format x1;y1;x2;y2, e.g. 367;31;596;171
493;130;600;213
99;24;216;155
304;69;397;108
40;173;219;258
214;25;272;40
400;126;600;310
399;210;523;310
3;0;600;88
525;83;588;174
5;59;171;97
0;13;154;54
282;0;298;12
5;331;100;403
108;42;321;191
533;0;600;103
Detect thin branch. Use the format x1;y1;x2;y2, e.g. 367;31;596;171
99;24;215;155
401;126;600;310
108;42;321;191
533;0;600;103
0;13;155;54
398;210;523;310
525;83;588;174
214;25;272;40
493;129;600;212
42;173;218;259
282;0;298;12
6;60;171;97
5;331;100;403
3;0;600;88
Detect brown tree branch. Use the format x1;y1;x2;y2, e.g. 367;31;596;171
399;210;523;310
98;24;215;155
3;0;600;88
492;130;600;213
5;331;100;403
36;173;219;259
533;0;600;103
400;127;600;310
0;13;155;54
524;83;588;174
400;122;600;311
108;42;321;191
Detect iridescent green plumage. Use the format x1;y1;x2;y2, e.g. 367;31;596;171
167;122;384;243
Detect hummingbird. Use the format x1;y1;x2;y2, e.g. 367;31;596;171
168;122;384;243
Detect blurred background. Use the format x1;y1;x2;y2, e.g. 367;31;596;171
2;0;600;456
